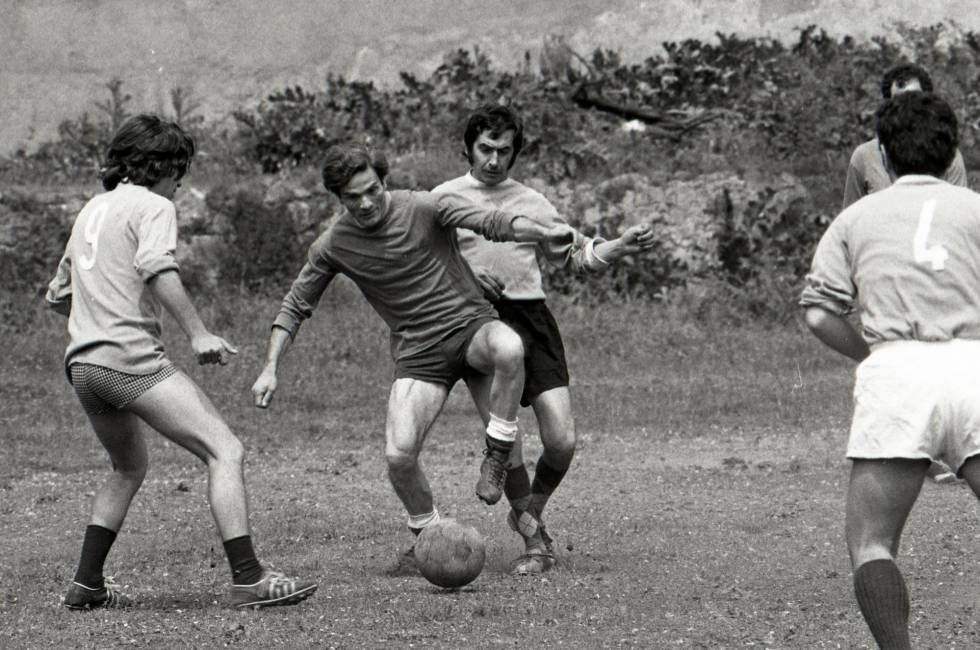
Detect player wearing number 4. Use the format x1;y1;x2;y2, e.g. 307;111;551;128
432;104;655;575
46;115;316;610
843;62;968;485
251;143;577;569
802;92;980;649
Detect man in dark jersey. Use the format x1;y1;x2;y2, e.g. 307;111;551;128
251;144;575;565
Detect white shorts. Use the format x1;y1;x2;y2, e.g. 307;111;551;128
848;339;980;474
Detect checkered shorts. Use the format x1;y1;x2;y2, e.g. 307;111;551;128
69;362;178;415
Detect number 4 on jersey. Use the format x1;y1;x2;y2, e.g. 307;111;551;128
913;199;948;271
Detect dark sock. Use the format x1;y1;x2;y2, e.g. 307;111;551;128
485;434;514;453
853;559;912;650
505;464;533;512
529;456;569;517
223;535;263;585
73;524;117;589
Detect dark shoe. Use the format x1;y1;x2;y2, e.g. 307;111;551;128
384;545;419;577
63;579;133;610
475;446;509;504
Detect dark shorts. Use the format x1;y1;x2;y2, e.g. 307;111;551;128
394;316;497;387
493;299;570;407
69;362;178;415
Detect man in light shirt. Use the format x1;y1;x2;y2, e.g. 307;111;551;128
803;92;980;650
843;62;969;484
433;105;654;574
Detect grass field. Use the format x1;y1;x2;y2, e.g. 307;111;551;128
3;285;980;649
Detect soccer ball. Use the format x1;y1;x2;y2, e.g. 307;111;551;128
415;519;486;588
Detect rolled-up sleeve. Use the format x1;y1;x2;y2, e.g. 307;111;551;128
800;218;855;315
433;194;517;241
134;203;180;281
45;248;73;310
272;240;338;339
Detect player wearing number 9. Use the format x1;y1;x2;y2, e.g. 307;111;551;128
801;92;980;649
45;114;316;610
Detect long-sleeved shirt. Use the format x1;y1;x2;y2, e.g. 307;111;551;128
431;173;607;300
273;190;519;360
46;183;180;375
802;175;980;346
842;138;968;209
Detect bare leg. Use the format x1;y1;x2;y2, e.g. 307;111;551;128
464;321;525;421
846;458;927;650
126;370;249;541
384;378;450;517
85;410;150;532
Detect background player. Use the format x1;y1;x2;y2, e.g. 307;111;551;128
250;144;576;568
802;92;980;649
432;104;655;575
47;114;316;610
842;62;969;483
843;62;968;209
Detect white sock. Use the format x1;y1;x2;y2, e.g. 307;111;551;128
486;413;518;444
407;509;440;531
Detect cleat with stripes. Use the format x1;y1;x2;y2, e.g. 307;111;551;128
229;567;317;609
63;579;133;610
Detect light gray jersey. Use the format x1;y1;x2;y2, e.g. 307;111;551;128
46;183;179;374
803;175;980;346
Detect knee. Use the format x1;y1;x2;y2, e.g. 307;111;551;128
490;329;524;373
213;433;246;468
385;444;420;476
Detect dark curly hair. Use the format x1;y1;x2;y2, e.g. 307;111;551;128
99;114;195;191
880;63;934;99
875;92;957;177
320;144;389;196
463;104;525;168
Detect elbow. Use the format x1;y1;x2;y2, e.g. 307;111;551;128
803;306;832;334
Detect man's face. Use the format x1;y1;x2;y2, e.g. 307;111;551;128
469;130;516;186
340;167;389;229
890;77;922;97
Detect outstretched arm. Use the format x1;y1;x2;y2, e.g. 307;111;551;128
252;326;293;408
590;223;655;264
804;306;869;362
510;215;576;246
148;270;238;365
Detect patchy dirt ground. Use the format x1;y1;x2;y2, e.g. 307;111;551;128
4;296;980;648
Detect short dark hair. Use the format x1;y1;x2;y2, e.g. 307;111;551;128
880;63;934;99
100;114;195;191
875;92;957;177
463;104;525;168
320;144;389;195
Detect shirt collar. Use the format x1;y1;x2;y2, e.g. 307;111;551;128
893;174;946;186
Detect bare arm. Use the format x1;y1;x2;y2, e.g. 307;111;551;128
591;223;655;263
147;270;238;365
804;306;869;362
251;326;293;408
